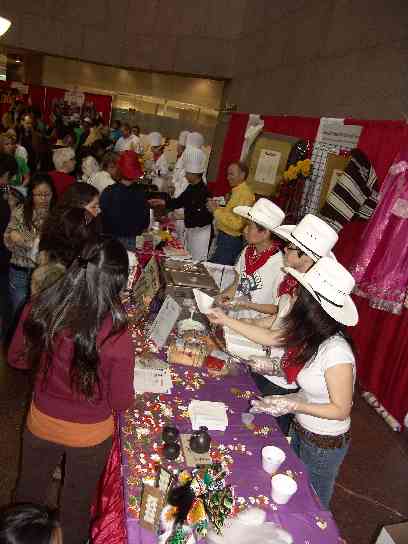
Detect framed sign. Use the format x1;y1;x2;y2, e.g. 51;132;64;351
320;153;350;209
155;465;174;495
148;295;181;348
247;133;296;196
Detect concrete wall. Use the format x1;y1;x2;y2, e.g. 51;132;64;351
1;0;406;119
228;0;408;119
41;56;224;110
0;0;244;79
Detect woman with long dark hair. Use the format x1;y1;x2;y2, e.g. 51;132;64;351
208;257;358;508
31;207;100;295
4;173;56;319
59;182;100;217
8;238;135;543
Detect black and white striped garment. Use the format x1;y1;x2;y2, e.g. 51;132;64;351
320;148;378;231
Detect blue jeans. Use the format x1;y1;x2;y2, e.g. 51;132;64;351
9;266;32;324
210;231;244;266
289;424;350;508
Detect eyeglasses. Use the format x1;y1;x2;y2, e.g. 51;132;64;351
33;192;52;199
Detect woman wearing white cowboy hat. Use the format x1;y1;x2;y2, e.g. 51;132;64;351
216;198;285;318
241;214;340;435
207;257;358;507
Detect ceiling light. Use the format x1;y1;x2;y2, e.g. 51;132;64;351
15;58;21;63
0;17;11;37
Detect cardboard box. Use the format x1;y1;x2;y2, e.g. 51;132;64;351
375;522;408;544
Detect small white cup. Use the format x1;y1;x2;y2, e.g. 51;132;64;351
262;446;286;474
271;474;298;504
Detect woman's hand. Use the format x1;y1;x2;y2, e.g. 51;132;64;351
248;356;283;376
206;307;229;326
250;393;303;416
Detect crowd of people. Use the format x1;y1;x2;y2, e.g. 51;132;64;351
0;104;359;543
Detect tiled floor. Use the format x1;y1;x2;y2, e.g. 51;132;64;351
0;354;407;543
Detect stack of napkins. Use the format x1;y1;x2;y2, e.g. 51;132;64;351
133;357;173;394
188;400;228;431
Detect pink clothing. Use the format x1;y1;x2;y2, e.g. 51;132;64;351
350;151;408;314
9;305;135;423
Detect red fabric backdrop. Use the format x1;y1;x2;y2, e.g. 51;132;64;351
214;113;408;426
43;87;112;125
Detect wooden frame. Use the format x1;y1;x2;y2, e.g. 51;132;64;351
246;132;297;197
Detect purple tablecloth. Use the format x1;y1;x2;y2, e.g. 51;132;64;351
120;366;342;544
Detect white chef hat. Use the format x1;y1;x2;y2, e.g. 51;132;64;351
183;147;206;174
149;132;163;147
186;131;204;148
178;130;190;146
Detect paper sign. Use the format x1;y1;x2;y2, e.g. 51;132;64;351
254;148;281;185
148;295;181;348
316;118;362;148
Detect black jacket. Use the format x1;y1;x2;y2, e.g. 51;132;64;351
100;183;150;238
167;181;212;228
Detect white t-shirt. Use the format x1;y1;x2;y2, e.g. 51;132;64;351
15;145;28;163
234;247;285;319
296;335;355;436
114;135;143;154
263;294;299;390
90;170;115;193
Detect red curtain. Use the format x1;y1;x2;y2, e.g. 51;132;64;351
43;87;113;125
335;120;408;427
261;115;320;143
84;92;112;125
211;112;249;195
212;113;320;196
43;86;66;124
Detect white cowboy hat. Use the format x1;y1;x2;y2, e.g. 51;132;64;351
284;257;358;326
273;214;338;261
233;198;285;232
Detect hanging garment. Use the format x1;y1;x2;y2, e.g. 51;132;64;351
321;148;378;231
350;151;408;314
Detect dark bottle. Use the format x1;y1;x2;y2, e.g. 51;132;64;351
189;426;211;454
163;442;181;460
162;425;180;444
